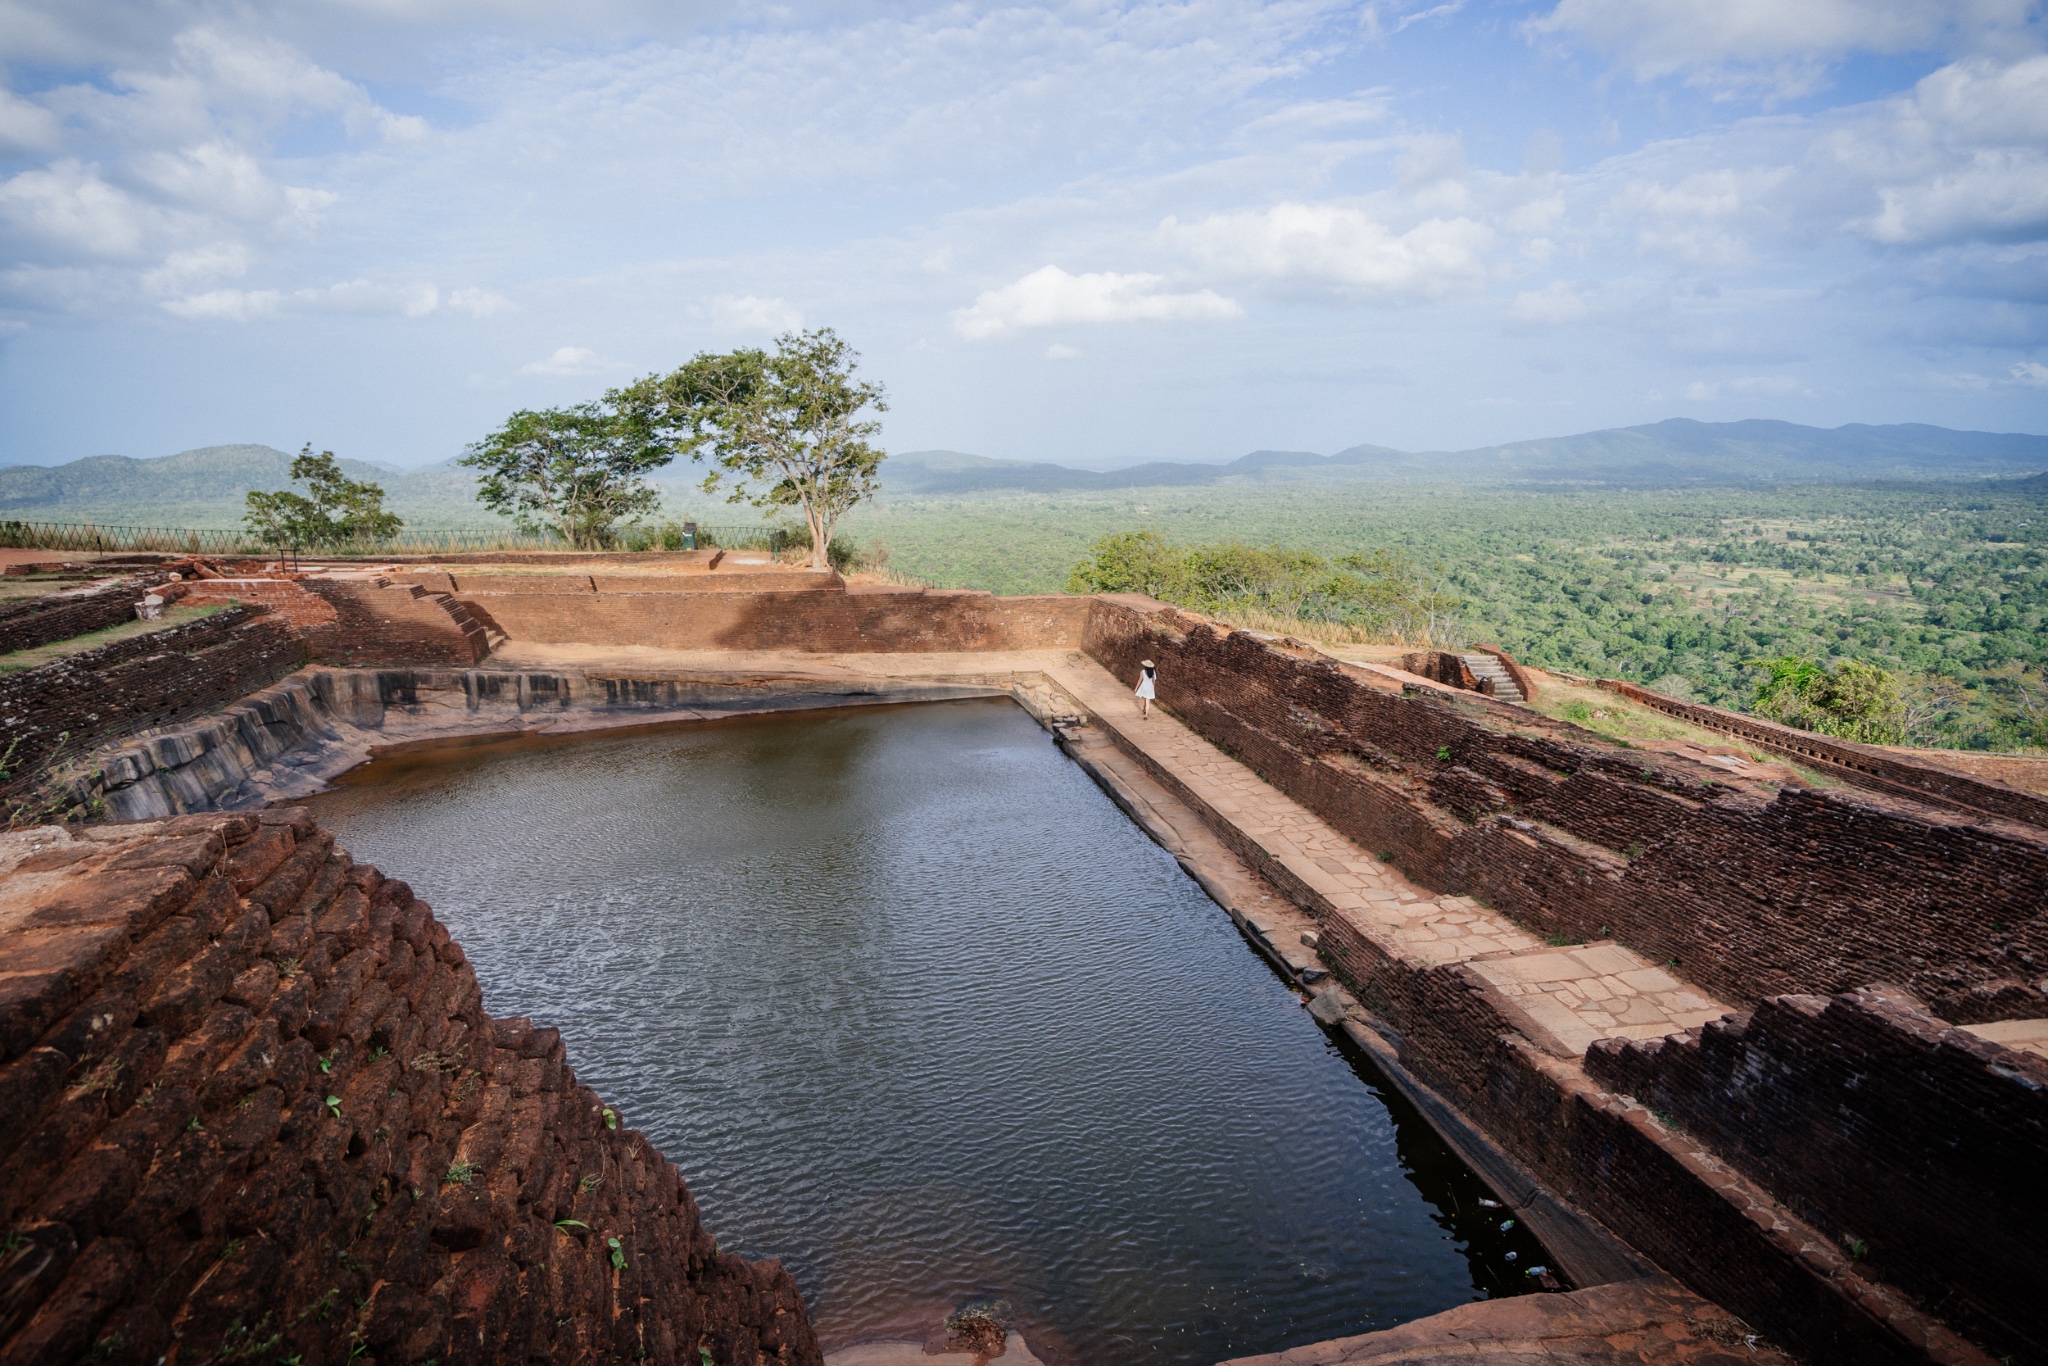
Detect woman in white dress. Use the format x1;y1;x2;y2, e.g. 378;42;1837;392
1134;659;1157;719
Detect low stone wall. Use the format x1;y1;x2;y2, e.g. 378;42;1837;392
1586;987;2048;1364
1398;651;1478;690
0;609;306;814
0;578;159;656
0;809;819;1365
1597;678;2048;826
457;584;1091;654
1081;595;2048;1023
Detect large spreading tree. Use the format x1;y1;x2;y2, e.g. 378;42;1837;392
618;328;887;571
460;401;670;549
244;445;403;550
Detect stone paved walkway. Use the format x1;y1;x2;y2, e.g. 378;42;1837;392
1044;659;1731;1058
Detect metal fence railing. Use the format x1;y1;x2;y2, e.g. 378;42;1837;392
0;519;793;557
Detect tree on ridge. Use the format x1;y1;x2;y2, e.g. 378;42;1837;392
617;327;887;572
244;445;403;551
461;402;669;549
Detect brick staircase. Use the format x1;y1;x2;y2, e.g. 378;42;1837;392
1460;650;1525;703
394;580;499;658
300;579;493;667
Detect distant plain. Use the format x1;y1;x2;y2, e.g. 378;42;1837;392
6;421;2045;750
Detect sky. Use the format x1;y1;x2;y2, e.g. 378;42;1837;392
2;0;2046;470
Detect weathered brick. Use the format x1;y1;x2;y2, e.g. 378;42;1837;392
23;865;197;940
0;1046;71;1162
0;820;817;1366
103;832;224;878
225;825;292;894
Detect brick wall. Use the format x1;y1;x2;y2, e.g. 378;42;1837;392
0;609;306;811
0;809;819;1365
458;586;1092;654
0;579;159;656
1081;596;2048;1022
1586;988;2048;1364
1311;913;1994;1365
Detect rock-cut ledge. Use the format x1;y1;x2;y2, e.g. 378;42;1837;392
0;808;820;1366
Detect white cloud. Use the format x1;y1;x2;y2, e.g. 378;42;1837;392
710;293;802;333
1232;92;1393;141
0;89;63;153
159;277;441;319
952;265;1241;340
1854;57;2048;245
446;286;513;317
1045;343;1080;360
1681;374;1812;401
142;242;249;294
1507;282;1590;324
519;345;615;376
161;287;283;320
1528;0;2036;99
1392;2;1465;35
0;160;150;258
1168;202;1491;301
2010;360;2048;385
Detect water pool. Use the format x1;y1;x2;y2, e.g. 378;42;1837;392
309;698;1551;1363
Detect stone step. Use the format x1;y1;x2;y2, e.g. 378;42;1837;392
1460;652;1524;703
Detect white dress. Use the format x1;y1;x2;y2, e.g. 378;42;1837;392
1134;670;1156;699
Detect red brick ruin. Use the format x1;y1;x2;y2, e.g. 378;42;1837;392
2;560;2042;1365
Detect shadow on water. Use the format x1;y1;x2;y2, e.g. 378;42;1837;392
310;698;1563;1365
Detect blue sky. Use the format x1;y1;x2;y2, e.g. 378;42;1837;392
2;0;2045;469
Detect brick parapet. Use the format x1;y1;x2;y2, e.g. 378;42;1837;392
0;811;819;1365
1597;678;2048;827
455;585;1091;654
1585;987;2048;1363
1080;595;2048;1022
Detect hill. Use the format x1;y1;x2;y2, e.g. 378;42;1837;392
884;421;2048;494
6;422;2044;527
0;445;491;529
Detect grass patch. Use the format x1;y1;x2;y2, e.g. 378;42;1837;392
0;605;223;672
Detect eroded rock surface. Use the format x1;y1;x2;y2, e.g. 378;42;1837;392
0;810;819;1365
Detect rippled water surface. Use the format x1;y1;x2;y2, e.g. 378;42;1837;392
310;699;1552;1364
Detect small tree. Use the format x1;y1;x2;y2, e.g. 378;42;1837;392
1748;655;1908;744
460;402;669;549
619;328;886;571
244;445;402;551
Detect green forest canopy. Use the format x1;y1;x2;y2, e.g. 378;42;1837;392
839;477;2048;752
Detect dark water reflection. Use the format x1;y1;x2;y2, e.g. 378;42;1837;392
309;699;1553;1364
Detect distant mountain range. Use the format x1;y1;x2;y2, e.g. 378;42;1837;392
885;420;2048;494
4;420;2044;526
0;445;488;528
